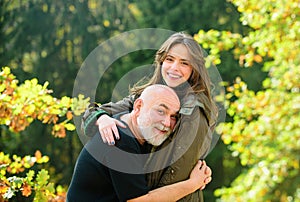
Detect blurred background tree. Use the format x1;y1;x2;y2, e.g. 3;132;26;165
1;0;298;201
195;0;300;201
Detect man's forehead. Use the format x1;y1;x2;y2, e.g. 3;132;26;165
152;101;179;112
141;85;180;110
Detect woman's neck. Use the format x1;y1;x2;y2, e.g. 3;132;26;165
161;79;190;100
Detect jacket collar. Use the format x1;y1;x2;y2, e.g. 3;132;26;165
180;93;216;128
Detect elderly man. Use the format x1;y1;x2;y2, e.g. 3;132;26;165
67;84;210;202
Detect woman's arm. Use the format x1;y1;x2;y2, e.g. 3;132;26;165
81;95;135;138
100;95;135;115
128;160;210;202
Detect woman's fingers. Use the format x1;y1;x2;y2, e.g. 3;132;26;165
100;129;115;145
116;119;126;128
204;176;212;184
99;127;115;145
203;163;212;186
195;160;204;170
105;128;115;145
199;160;206;170
198;160;212;190
205;165;212;176
99;128;107;143
112;120;127;140
97;115;127;145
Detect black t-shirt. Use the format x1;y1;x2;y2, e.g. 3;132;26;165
67;116;151;202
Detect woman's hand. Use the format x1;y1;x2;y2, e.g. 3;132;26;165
200;162;212;190
189;160;212;190
96;114;126;145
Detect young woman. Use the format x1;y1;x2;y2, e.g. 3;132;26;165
82;32;218;202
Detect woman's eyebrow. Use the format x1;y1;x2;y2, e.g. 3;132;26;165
167;54;190;62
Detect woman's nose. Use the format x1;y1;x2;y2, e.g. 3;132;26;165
170;60;179;70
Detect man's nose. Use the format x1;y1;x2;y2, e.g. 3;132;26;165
162;116;171;128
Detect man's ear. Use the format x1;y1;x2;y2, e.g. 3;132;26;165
133;98;143;116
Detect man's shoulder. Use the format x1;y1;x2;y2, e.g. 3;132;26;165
115;127;141;153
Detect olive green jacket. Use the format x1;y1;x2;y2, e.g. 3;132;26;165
81;92;216;202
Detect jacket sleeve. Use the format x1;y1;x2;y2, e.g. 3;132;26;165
81;95;135;137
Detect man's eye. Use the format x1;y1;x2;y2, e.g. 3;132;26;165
157;110;164;115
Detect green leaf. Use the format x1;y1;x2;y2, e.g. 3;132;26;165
64;123;76;131
36;169;49;187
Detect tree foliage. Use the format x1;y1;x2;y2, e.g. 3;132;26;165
195;0;300;201
0;67;89;137
0;151;66;202
0;67;89;201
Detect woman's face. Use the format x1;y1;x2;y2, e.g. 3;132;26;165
161;44;193;88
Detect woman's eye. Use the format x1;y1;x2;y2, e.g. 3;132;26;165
181;62;189;66
165;57;173;62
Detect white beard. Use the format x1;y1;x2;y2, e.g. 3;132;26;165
137;116;171;146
